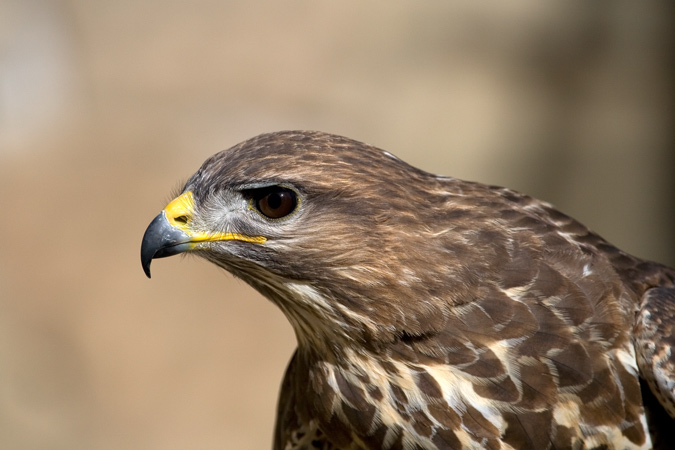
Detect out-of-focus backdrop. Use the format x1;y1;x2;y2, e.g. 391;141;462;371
1;1;673;449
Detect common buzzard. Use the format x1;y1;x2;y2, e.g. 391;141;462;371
141;131;675;449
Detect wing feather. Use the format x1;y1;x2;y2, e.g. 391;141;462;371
635;287;675;418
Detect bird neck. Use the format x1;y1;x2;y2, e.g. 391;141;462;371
274;280;376;355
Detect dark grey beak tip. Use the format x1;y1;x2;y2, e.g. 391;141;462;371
141;212;191;279
141;213;165;278
142;258;153;279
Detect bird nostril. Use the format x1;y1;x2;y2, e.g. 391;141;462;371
174;215;189;224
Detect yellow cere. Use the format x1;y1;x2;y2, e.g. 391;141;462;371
163;191;267;244
164;191;196;230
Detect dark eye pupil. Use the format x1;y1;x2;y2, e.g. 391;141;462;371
256;188;297;219
267;192;283;209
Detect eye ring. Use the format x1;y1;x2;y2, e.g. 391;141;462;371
253;187;298;219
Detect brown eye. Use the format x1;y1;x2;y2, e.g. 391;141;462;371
256;187;298;219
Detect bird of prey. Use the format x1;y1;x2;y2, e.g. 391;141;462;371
141;131;675;449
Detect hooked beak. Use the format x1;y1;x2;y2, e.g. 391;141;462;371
140;210;193;278
140;191;266;278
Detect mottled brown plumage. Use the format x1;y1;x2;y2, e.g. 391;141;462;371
141;131;675;449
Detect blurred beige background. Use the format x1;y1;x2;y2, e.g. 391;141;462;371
1;1;673;449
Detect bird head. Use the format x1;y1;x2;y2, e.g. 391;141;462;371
141;131;491;352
